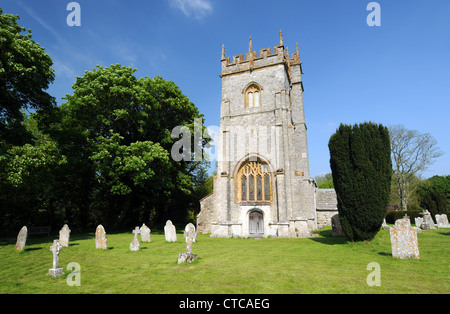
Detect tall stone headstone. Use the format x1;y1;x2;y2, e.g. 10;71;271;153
435;214;450;228
49;240;63;277
178;223;199;264
130;226;140;251
184;223;197;254
59;224;71;247
95;225;108;250
140;223;151;242
164;220;177;242
15;226;28;251
390;218;420;259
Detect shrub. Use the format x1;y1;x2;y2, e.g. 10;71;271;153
420;189;447;219
385;210;422;224
329;122;392;242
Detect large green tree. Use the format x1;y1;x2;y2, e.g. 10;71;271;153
50;64;210;229
329;122;392;242
0;8;60;234
0;8;55;147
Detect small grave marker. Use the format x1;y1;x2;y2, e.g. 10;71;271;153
95;225;108;250
49;240;63;277
15;226;27;251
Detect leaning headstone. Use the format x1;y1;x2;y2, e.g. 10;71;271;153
178;223;198;264
164;220;177;242
390;218;420;260
140;223;151;242
435;214;450;228
95;225;108;249
15;226;28;251
421;210;436;229
59;224;71;247
331;214;345;236
130;226;140;251
48;240;63;277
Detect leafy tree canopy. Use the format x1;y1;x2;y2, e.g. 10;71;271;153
0;8;55;147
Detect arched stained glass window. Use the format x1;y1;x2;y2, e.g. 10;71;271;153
237;161;272;203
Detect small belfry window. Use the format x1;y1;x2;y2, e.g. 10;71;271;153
245;84;261;108
237;161;272;203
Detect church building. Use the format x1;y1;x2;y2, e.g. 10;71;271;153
197;32;336;238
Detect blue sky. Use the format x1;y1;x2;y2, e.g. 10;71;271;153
2;0;450;178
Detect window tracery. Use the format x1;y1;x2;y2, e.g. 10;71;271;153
237;161;272;203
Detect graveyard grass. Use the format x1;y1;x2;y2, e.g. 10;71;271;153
0;226;449;294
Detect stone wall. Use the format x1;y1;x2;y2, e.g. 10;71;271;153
316;189;338;229
197;193;215;234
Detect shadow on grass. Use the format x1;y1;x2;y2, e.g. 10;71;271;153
0;232;96;247
309;229;349;245
24;247;42;252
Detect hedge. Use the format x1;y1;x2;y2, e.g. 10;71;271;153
385;210;425;225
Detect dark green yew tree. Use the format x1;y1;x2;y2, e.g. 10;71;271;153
329;122;392;242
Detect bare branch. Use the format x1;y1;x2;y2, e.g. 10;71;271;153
389;124;444;210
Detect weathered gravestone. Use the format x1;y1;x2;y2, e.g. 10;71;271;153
178;223;198;264
15;226;28;251
140;223;151;242
420;210;436;229
390;218;420;259
130;226;140;251
95;225;108;249
331;214;345;236
414;217;423;228
49;240;63;277
164;220;177;242
59;224;71;247
435;214;450;228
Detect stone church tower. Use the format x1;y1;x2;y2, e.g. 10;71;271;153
197;32;319;238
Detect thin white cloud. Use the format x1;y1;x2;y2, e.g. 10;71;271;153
52;59;77;79
168;0;213;19
17;1;66;44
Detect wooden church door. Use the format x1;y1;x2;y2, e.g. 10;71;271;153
249;211;264;236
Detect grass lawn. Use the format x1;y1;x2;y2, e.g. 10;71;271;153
0;226;449;294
